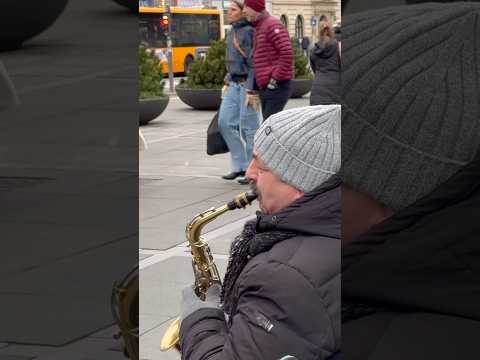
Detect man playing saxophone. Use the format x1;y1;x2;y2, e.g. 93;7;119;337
179;105;341;360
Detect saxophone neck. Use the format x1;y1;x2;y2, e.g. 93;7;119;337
187;204;230;243
186;191;257;242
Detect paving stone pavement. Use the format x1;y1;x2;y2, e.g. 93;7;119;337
1;0;136;358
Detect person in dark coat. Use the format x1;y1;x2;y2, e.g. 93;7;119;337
179;105;341;360
341;3;480;359
309;21;340;105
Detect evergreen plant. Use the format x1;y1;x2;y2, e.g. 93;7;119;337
139;42;165;99
179;39;227;89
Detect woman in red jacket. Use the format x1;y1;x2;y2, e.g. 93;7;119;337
243;0;294;121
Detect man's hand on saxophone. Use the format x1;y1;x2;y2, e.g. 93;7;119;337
180;283;222;324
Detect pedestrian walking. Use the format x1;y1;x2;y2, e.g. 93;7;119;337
179;105;341;360
342;3;480;359
218;0;261;182
309;20;340;105
243;0;294;121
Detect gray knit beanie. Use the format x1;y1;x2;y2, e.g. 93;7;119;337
254;105;341;193
341;2;480;210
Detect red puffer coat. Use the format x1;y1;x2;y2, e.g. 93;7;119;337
252;11;294;89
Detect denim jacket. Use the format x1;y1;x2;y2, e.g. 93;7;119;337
225;19;255;91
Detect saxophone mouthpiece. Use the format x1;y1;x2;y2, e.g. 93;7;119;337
228;191;258;210
245;190;258;203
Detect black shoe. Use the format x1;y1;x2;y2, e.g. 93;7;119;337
237;177;251;185
222;171;245;180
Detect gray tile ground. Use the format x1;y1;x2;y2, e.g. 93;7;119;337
0;0;136;357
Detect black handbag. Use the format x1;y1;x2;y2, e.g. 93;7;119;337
206;112;229;155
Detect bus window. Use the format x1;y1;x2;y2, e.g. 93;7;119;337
139;15;167;48
172;14;220;47
139;8;223;73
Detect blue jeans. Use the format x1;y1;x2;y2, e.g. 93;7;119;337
218;82;260;172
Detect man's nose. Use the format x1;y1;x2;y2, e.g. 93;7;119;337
245;161;256;181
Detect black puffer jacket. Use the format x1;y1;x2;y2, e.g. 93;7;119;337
180;179;341;360
342;155;480;359
309;39;341;105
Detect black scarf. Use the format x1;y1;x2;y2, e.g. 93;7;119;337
220;219;297;316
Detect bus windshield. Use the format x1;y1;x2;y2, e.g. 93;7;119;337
139;13;221;48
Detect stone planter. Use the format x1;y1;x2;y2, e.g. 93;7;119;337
176;86;222;111
139;96;169;126
290;78;313;99
112;0;137;12
0;0;69;51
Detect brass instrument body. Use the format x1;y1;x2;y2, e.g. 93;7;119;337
188;205;229;299
160;192;257;353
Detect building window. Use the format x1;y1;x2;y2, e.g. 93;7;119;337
295;15;304;40
280;14;289;30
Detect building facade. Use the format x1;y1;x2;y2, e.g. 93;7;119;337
272;0;340;45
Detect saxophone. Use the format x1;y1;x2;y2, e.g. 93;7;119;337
160;191;258;352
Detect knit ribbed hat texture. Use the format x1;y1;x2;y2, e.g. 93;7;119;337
341;3;480;210
255;105;341;193
244;0;265;12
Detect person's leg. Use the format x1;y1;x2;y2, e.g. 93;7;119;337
259;88;275;121
237;86;261;185
239;85;260;169
259;81;292;120
218;83;247;178
260;91;269;122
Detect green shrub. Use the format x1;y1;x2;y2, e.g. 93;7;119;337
179;39;227;89
139;42;165;99
291;38;314;80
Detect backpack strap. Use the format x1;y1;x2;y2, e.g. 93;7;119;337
232;30;248;59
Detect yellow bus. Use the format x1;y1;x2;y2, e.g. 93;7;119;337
139;7;225;75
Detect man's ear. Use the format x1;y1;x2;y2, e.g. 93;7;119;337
294;188;305;201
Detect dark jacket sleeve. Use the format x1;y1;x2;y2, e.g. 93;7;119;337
180;260;339;360
310;50;317;74
268;24;294;82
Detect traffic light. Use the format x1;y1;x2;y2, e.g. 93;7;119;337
160;15;169;33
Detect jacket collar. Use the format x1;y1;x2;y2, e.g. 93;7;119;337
231;18;250;29
256;176;341;239
252;10;270;27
